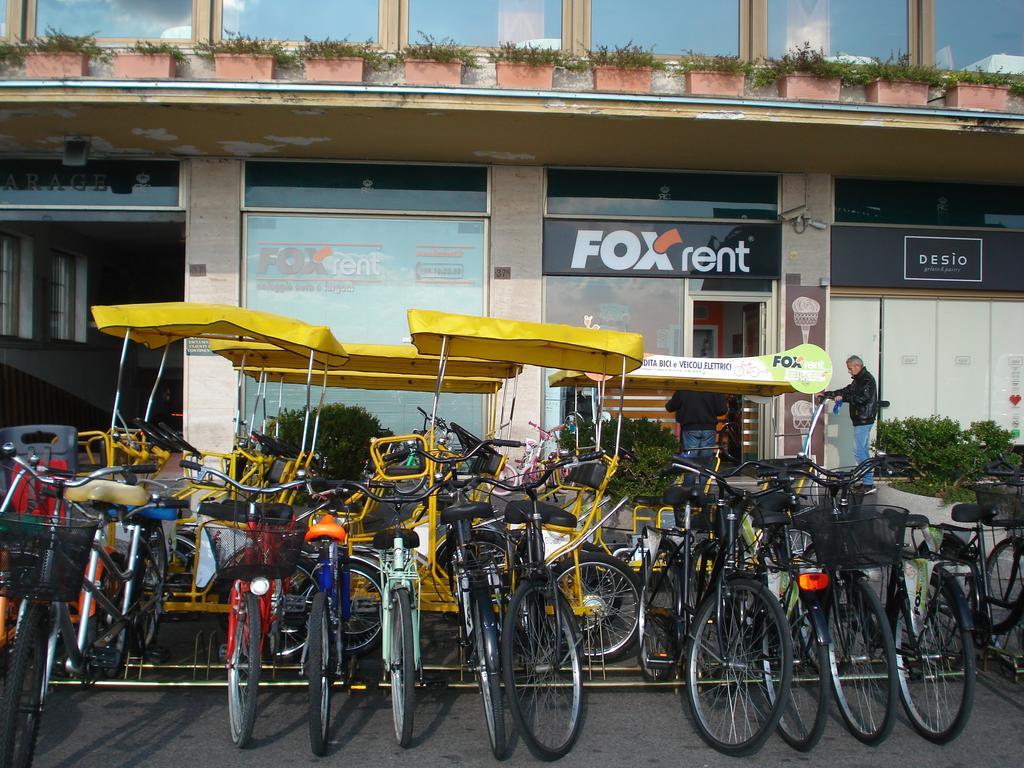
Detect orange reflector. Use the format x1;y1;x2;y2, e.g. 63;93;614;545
797;571;830;591
350;684;367;691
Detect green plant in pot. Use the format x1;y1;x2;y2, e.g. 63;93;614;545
677;52;752;98
196;36;297;81
753;42;851;100
401;33;476;86
116;40;186;78
942;67;1014;110
298;37;388;82
588;41;664;93
24;28;110;78
855;53;943;105
490;42;566;89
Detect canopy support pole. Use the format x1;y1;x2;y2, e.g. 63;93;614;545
300;350;315;455
505;372;519;440
615;355;626;455
310;368;328;453
429;336;449;446
110;329;131;433
143;345;169;423
234;351;248;441
249;370;266;439
274;378;284;437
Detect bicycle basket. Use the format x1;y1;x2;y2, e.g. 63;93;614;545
973;483;1024;523
205;521;304;581
794;504;908;570
0;514;98;602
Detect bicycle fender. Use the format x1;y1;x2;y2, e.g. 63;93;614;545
939;569;976;632
474;592;502;673
803;597;832;646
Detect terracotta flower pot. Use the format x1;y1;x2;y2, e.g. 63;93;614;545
113;52;176;79
494;61;554;89
304;57;364;83
865;78;929;106
24;52;89;78
777;72;841;101
684;70;745;98
944;82;1009;111
213;53;275;81
404;59;462;86
593;65;651;94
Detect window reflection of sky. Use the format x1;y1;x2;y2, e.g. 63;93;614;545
935;0;1024;71
223;0;380;42
590;0;739;56
36;0;192;38
767;0;907;61
409;0;561;48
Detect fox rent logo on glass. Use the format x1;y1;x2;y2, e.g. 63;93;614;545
542;220;781;279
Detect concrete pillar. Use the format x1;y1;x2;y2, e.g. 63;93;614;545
489;166;544;439
183;159;242;453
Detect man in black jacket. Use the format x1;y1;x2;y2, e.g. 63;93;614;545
823;355;879;489
666;390;727;483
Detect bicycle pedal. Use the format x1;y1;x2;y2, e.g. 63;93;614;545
282;595;307;613
89;647;123;671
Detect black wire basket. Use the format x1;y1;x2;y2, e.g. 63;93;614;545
973;483;1024;524
794;504;909;570
0;514;99;602
205;521;305;582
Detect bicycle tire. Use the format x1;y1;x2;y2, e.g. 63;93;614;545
895;572;975;744
502;581;584;761
828;574;897;745
134;523;168;652
471;592;506;759
0;603;48;768
389;588;415;748
777;605;829;752
987;536;1024;643
307;591;332;756
347;559;383;655
228;591;261;748
685;576;792;756
636;562;681;682
553;550;641;663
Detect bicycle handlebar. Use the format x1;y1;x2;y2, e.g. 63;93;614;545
1;447;151;490
983;455;1024;484
179;459;308;496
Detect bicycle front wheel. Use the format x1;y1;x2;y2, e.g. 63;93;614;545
686;577;792;756
987;536;1024;652
471;592;506;759
777;605;829;752
828;574;897;745
227;591;261;748
306;591;332;756
0;603;48;768
895;573;975;743
502;581;584;761
389;588;415;748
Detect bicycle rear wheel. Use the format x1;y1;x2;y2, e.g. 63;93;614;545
0;603;48;768
828;574;897;745
471;592;506;759
228;591;261;748
987;536;1024;653
777;605;829;752
306;591;332;756
389;588;415;748
895;573;975;743
686;577;792;756
502;581;583;761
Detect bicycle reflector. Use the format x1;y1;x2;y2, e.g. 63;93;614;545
797;571;830;591
250;576;271;596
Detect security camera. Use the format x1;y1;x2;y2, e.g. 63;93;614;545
806;218;827;230
779;205;807;222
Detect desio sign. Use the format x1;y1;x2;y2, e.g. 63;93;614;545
904;236;982;282
543;220;781;279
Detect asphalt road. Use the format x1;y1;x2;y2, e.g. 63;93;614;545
32;667;1024;768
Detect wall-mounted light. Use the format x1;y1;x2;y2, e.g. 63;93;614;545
62;136;90;167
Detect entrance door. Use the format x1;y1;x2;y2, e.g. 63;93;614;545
827;298;881;469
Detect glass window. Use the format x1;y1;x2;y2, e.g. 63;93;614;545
222;0;380;43
591;0;739;56
0;160;181;208
408;0;562;49
245;214;486;435
35;0;192;39
935;0;1024;72
245;162;487;213
1;1;7;37
547;169;777;220
0;235;17;337
50;251;76;341
836;178;1024;228
768;0;907;61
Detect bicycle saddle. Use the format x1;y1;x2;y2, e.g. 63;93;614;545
749;491;797;528
662;485;706;509
950;503;997;524
198;500;293;524
503;500;577;529
371;528;420;550
440;501;495;525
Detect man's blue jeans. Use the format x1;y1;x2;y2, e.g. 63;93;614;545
682;429;717;486
854;424;873;485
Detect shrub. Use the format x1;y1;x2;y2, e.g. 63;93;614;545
125;41;187;64
0;42;25;67
490;42;565;67
676;52;752;76
272;404;392;480
559;417;678;499
752;41;854;87
876;416;1019;501
401;33;478;68
944;68;1014;87
856;53;943;87
196;36;298;68
298;37;389;70
28;28;110;62
587;42;666;71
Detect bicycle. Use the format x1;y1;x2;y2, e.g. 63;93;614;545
0;447;184;768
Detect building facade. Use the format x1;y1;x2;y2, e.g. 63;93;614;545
1;1;1023;465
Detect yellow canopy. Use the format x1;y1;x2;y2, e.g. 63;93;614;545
548;370;796;397
241;367;504;395
210;340;521;379
92;302;348;366
407;309;645;375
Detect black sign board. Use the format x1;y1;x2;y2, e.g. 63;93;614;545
831;225;1024;291
0;160;180;207
543;219;781;279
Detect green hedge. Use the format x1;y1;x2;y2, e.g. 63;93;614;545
272;404;392;480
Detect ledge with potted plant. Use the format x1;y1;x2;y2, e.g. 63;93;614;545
400;34;476;86
196;36;297;81
298;37;388;83
0;43;25;73
753;43;850;101
856;55;943;106
114;41;185;79
943;68;1013;111
489;42;565;90
677;53;752;98
23;29;110;78
588;43;664;94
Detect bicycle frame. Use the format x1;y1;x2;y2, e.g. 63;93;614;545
379;532;422;677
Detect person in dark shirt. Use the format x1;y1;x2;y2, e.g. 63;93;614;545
822;354;879;489
666;390;728;482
